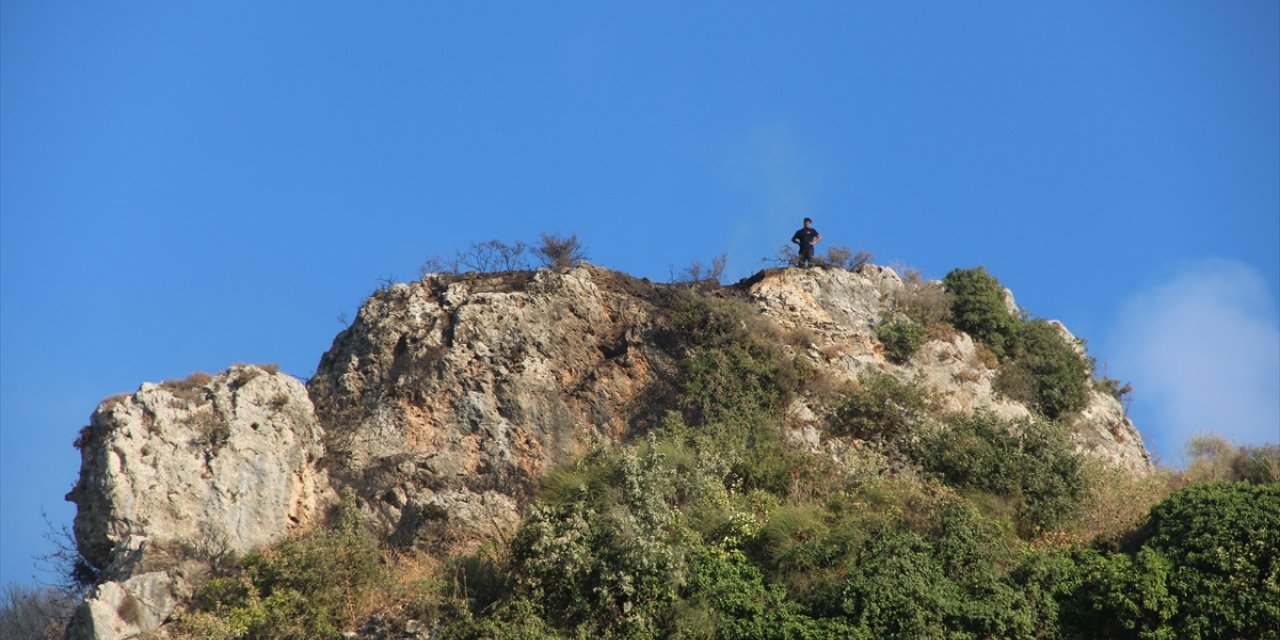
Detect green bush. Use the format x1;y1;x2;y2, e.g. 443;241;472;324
830;373;937;444
1142;482;1280;639
996;319;1090;419
670;294;795;425
943;267;1020;358
506;446;690;638
915;412;1087;536
876;314;928;364
1058;547;1180;640
1055;483;1280;640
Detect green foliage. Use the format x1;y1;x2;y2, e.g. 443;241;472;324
943;267;1020;358
876;314;927;364
1058;547;1180;640
915;411;1087;536
169;269;1275;639
830;373;937;444
1142;482;1280;639
996;320;1090;419
177;489;390;640
943;268;1091;419
506;446;690;638
1053;483;1280;640
671;294;794;424
667;291;808;494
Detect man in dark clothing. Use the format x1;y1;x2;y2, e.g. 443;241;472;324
791;217;822;268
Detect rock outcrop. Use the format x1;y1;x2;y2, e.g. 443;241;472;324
306;266;680;554
66;364;329;639
64;263;1152;638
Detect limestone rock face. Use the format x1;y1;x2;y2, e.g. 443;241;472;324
66;364;330;638
307;266;679;554
66;571;187;640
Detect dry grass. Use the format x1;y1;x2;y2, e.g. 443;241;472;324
892;267;953;326
161;371;213;405
819;344;846;360
972;343;999;371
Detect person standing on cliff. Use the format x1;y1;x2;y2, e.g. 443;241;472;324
791;217;822;268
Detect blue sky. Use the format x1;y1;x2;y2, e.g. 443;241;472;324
2;1;1277;586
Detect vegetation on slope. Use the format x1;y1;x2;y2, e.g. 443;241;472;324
163;281;1280;640
14;257;1277;639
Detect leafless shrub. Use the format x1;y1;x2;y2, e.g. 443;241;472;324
673;253;728;285
458;239;530;273
784;326;819;349
0;583;76;640
36;513;99;596
374;274;399;293
536;232;587;270
890;266;953;326
269;392;290;412
972;343;999;370
1184;434;1280;484
765;243;799;267
420;239;532;276
99;393;132;416
814;244;874;271
1063;461;1177;546
419;254;460;277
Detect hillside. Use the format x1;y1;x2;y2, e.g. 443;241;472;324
57;262;1278;639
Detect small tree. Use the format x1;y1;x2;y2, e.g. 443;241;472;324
673;253;728;285
943;267;1020;359
536;233;587;271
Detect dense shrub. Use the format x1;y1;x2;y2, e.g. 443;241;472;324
1141;482;1280;638
830;373;937;444
1058;482;1280;640
667;291;809;494
996;319;1090;419
943;267;1020;358
942;267;1094;418
916;412;1087;535
876;314;927;364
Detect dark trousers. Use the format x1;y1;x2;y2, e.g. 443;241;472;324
797;245;814;267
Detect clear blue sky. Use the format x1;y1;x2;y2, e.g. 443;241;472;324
3;1;1277;587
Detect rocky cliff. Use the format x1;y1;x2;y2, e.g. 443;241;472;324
65;263;1150;638
66;365;328;639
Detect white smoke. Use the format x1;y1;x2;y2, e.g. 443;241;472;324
1110;260;1280;463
